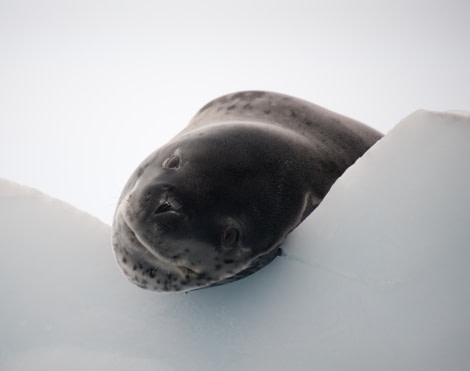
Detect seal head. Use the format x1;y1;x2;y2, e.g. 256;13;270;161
112;91;383;292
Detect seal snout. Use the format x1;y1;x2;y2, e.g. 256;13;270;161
121;181;184;238
132;182;181;214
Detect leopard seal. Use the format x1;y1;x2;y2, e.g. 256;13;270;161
112;91;383;292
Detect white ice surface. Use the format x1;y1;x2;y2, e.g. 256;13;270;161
1;110;470;370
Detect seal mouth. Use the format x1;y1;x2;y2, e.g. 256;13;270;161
118;211;186;268
177;266;199;277
117;214;150;256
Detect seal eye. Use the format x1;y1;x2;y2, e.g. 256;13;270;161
222;227;239;247
163;155;181;169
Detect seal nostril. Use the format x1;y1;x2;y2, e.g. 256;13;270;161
155;202;172;214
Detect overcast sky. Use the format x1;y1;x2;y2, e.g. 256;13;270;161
1;0;469;224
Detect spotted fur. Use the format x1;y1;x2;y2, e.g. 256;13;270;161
112;91;382;292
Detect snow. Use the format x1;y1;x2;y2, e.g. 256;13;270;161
1;110;470;370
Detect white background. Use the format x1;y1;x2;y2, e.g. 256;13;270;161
1;0;469;224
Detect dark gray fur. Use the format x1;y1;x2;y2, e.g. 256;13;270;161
112;91;382;292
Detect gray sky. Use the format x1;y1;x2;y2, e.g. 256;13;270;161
1;0;469;224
